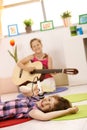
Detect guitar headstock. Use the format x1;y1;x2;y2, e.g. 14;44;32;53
63;68;79;75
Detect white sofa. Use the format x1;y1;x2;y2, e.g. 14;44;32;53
0;77;18;95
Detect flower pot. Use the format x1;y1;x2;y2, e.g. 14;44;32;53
63;17;71;27
25;26;32;33
70;26;77;36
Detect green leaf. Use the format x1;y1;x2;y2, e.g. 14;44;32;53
8;50;15;58
14;46;18;62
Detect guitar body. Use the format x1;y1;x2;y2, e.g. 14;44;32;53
12;61;42;85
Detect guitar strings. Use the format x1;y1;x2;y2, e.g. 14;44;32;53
31;76;38;97
31;76;44;99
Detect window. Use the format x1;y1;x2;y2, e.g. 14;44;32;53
1;0;87;36
3;0;37;6
2;1;44;35
44;0;87;27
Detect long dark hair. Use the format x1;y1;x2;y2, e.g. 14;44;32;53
45;95;72;113
53;95;72;111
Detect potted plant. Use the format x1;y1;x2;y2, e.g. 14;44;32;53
60;11;72;27
23;18;34;33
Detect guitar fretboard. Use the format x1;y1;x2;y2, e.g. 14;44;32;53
31;69;63;74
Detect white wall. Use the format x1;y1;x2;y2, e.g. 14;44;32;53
62;26;87;86
1;26;87;87
0;28;66;78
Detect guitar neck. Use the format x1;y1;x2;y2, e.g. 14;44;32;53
32;69;63;74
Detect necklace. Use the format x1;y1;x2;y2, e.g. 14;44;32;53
35;53;44;59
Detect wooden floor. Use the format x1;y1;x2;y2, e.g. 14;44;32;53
1;85;87;130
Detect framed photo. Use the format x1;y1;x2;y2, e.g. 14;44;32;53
40;20;54;31
8;24;19;37
79;14;87;24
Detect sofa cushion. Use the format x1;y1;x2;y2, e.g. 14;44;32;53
0;77;18;95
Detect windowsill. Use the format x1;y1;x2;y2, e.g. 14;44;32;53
2;25;66;38
2;23;87;39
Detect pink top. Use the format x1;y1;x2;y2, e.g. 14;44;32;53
31;54;52;80
32;57;48;69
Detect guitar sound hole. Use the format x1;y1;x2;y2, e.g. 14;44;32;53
30;70;36;74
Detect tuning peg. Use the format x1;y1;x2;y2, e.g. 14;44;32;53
64;68;79;75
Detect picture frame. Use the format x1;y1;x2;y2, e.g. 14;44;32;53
40;20;54;31
8;24;19;37
79;14;87;24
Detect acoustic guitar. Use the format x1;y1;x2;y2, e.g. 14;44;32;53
12;61;78;86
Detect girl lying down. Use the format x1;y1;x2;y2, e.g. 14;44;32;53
0;85;79;121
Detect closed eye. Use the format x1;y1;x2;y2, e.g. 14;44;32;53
48;98;51;102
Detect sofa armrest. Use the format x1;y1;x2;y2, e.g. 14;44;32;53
0;77;18;95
